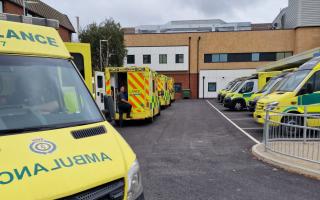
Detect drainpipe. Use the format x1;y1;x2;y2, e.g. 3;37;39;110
188;36;191;89
197;36;201;99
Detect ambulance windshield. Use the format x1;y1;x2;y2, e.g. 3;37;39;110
276;70;311;92
0;55;103;134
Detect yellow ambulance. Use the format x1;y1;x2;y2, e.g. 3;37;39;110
0;16;144;200
254;56;320;126
157;74;171;108
105;66;160;123
167;77;175;104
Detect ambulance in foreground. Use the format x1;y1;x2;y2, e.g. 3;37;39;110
0;15;144;200
254;56;320;125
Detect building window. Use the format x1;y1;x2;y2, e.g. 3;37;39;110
252;53;260;62
260;52;277;61
159;54;167;64
204;52;293;63
220;54;228;62
0;1;3;13
127;55;135;64
208;82;217;92
174;83;182;93
175;54;184;63
143;55;151;64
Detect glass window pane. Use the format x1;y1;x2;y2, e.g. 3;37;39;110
220;54;228;62
175;54;184;63
285;52;293;58
212;54;220;62
70;53;85;79
159;54;167;64
0;1;3;13
252;53;260;61
315;72;320;92
143;55;151;64
276;52;285;60
127;55;135;64
208;82;217;92
204;54;212;63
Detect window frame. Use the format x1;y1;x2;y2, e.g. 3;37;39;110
175;54;184;64
143;54;151;64
208;82;217;92
127;55;135;64
159;54;167;64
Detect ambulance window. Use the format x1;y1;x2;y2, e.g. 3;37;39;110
314;72;320;92
97;76;103;88
71;53;85;79
240;81;254;93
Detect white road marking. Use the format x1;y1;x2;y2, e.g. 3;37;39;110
206;100;260;144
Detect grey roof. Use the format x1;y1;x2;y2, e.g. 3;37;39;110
8;0;75;32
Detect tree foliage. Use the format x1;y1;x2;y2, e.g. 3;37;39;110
79;18;127;70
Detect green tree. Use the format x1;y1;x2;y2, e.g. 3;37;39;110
79;18;127;70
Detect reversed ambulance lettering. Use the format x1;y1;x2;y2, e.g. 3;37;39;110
0;152;112;186
0;29;58;47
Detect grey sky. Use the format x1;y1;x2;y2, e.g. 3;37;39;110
42;0;288;29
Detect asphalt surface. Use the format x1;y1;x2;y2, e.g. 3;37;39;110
116;99;320;200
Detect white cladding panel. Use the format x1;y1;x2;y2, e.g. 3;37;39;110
124;46;189;71
199;69;256;98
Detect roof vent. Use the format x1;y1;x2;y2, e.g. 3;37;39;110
71;126;107;139
0;13;59;29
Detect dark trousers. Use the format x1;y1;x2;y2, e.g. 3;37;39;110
118;103;132;126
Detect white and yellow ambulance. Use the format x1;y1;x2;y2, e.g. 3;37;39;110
0;15;144;200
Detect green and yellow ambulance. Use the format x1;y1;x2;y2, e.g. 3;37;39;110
217;79;239;103
254;56;320;125
248;69;295;111
167;77;175;104
0;16;144;200
218;78;245;103
223;72;280;111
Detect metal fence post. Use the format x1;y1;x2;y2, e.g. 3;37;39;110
263;109;270;152
303;105;307;143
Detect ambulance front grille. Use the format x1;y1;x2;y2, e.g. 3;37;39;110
62;178;124;200
71;126;106;139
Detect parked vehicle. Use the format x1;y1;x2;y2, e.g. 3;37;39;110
157;74;171;108
218;78;245;103
105;66;160;123
167;76;175;103
0;15;144;200
254;56;320;126
248;69;296;111
223;76;258;110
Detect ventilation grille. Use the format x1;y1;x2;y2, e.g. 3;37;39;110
71;126;106;139
61;178;124;200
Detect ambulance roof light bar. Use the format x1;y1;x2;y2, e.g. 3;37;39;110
0;13;59;29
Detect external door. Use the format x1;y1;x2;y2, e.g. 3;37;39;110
94;71;106;110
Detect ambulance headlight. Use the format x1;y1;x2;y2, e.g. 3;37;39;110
266;102;278;110
127;160;143;200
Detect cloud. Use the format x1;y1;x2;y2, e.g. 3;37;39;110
41;0;288;28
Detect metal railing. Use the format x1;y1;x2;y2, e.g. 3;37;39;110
263;106;320;164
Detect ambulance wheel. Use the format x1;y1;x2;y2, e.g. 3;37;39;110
146;116;154;123
157;107;161;116
232;100;245;111
282;116;304;137
114;120;120;126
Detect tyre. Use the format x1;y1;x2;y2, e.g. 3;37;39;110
232;100;245;111
282;116;304;137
